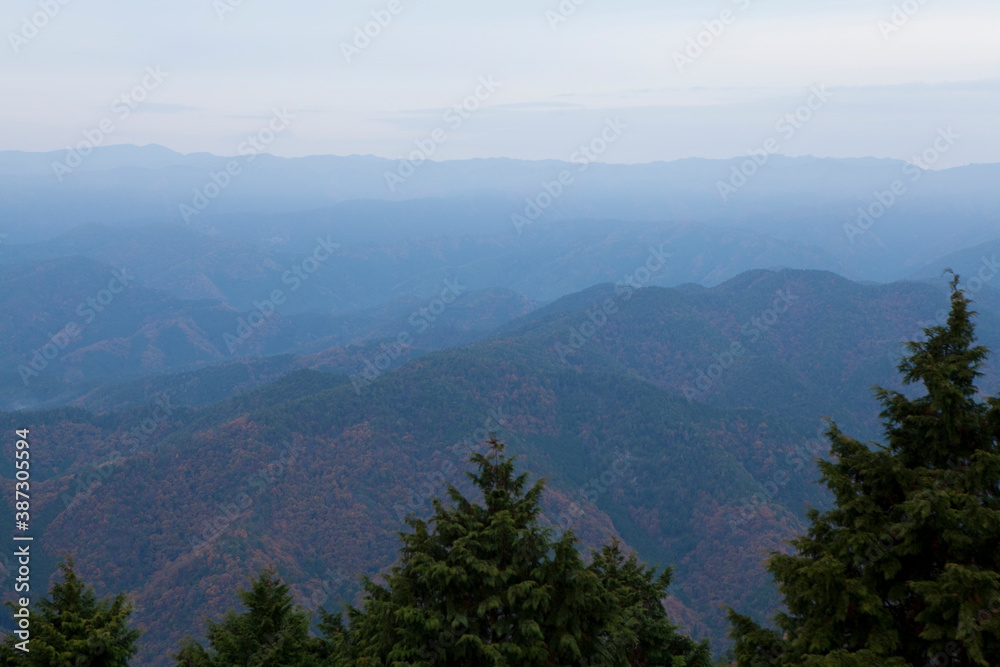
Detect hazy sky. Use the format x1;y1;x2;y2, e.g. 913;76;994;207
3;0;998;167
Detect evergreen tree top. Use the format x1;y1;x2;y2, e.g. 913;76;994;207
2;557;141;667
729;277;1000;666
335;436;710;666
879;273;993;467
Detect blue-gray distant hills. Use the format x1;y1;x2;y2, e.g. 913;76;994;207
1;145;998;284
2;145;998;664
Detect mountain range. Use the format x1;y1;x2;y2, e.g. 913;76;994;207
0;145;998;664
4;267;1000;664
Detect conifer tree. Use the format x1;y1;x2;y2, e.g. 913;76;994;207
729;278;1000;665
175;568;322;666
331;437;708;666
0;557;140;666
590;540;711;666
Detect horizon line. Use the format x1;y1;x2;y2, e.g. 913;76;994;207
0;143;990;171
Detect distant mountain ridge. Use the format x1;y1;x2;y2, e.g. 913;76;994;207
1;145;997;284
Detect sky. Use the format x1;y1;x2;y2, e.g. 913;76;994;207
2;0;998;168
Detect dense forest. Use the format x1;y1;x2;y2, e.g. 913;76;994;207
2;281;997;665
4;0;996;663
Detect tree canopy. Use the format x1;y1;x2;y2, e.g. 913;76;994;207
729;278;1000;665
1;557;140;666
328;437;710;666
175;569;325;667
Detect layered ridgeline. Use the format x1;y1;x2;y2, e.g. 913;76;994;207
1;145;998;285
0;253;537;411
1;269;999;665
0;219;839;311
2;215;997;412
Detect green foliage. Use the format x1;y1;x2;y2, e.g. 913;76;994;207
725;610;784;667
590;540;711;666
330;437;708;666
729;279;1000;665
0;557;141;666
174;569;324;667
